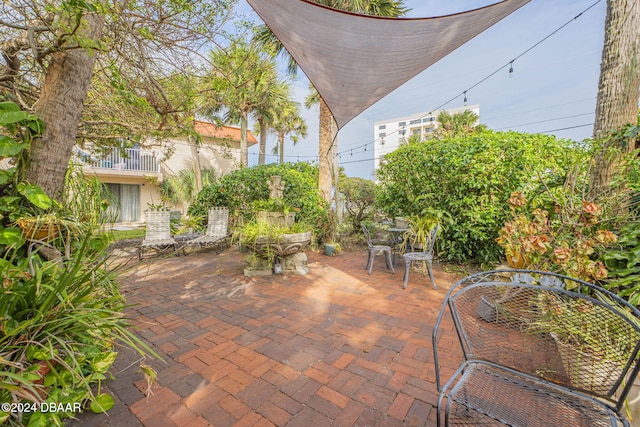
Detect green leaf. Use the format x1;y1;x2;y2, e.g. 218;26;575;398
17;182;52;209
0;111;30;125
91;351;117;374
0;227;22;246
90;393;114;413
0;135;27;156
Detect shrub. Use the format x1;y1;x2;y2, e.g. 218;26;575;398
189;163;330;240
338;177;377;235
375;130;581;263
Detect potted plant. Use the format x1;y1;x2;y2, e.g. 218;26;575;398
526;292;636;392
324;242;341;256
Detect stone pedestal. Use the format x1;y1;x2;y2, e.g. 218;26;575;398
244;231;312;277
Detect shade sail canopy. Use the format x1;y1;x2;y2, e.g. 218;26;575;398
247;0;530;130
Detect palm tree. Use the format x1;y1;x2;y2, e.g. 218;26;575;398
252;80;292;165
271;99;308;164
203;39;278;167
254;0;408;202
588;0;640;201
435;110;485;139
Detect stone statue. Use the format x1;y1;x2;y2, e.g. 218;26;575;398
268;175;285;199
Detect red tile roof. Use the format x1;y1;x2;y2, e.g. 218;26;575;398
194;121;257;146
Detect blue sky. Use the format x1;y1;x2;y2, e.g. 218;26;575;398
238;0;607;179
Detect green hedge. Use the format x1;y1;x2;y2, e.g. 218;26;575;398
189;163;331;240
375;130;583;263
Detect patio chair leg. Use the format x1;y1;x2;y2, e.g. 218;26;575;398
367;252;375;275
426;260;437;289
138;247;144;261
403;259;410;289
385;251;395;273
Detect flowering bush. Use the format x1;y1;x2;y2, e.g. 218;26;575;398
496;192;617;285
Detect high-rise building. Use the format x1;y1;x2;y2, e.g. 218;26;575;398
373;104;480;173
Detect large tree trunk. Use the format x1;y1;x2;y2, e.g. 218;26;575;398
589;0;640;201
318;98;333;204
189;137;203;192
240;110;248;167
258;117;267;165
26;13;105;199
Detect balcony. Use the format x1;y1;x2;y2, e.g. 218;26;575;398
75;147;159;173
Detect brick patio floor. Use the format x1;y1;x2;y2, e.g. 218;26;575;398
68;247;463;427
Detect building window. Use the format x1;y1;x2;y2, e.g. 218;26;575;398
409;119;421;125
398;121;406;127
399;129;406;136
106;183;140;222
412;129;421;135
379;132;386;138
378;124;386;130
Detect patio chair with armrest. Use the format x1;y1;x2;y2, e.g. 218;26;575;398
183;207;230;252
432;269;640;427
361;223;395;275
402;224;438;289
139;209;178;260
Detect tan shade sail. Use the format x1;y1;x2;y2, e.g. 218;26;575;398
247;0;530;129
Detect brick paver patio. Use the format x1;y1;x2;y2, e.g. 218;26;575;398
69;247;463;427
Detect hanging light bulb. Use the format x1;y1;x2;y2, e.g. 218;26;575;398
509;61;514;78
463;91;468;105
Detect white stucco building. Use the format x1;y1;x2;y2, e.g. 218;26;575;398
373;105;480;174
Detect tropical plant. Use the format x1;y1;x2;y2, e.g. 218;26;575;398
159;168;218;208
497;192;618;284
202;38;280;167
435;110;485;139
269;98;308;164
604;222;640;306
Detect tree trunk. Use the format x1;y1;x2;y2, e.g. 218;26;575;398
189;136;203;192
589;0;640;201
240;110;248;167
278;130;285;164
26;13;105;199
258;117;267;165
318;98;333;204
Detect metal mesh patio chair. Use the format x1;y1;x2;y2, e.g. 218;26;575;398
183;207;230;252
432;269;640;427
402;224;438;289
139;209;178;260
361;223;395;275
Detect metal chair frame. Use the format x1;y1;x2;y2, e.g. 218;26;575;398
361;223;395;275
402;224;438;289
432;269;640;427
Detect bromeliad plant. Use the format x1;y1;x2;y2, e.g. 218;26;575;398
496;192;617;285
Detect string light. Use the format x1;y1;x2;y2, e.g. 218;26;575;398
333;0;601;158
463;91;467;105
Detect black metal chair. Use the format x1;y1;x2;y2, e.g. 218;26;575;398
402;224;438;289
432;269;640;427
361;223;395;275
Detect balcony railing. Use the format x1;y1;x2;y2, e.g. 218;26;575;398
75;147;159;173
